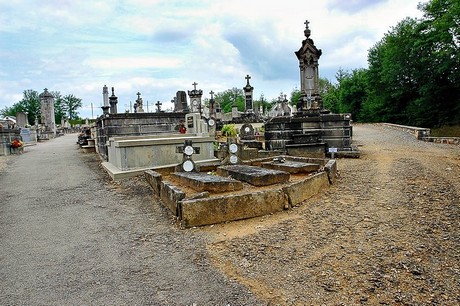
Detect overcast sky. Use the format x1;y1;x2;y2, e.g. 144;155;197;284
0;0;424;119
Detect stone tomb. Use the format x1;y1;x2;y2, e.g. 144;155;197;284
217;164;290;186
145;156;337;228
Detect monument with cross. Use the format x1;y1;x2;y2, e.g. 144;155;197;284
243;74;254;113
187;82;203;114
263;20;357;156
294;19;323;113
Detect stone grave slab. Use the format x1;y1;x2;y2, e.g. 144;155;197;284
217;165;290;186
171;172;243;193
261;160;320;174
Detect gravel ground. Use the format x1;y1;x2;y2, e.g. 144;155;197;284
202;123;460;305
1;124;459;305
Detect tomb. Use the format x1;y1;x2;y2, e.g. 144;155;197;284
263;21;359;157
145;155;337;228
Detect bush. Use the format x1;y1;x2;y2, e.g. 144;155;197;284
221;124;238;137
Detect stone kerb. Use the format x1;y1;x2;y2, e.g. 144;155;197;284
144;156;338;228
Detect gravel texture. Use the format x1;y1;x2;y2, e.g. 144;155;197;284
1;123;459;305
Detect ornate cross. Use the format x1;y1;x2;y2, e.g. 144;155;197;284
209;90;214;99
304;20;310;29
136;92;141;101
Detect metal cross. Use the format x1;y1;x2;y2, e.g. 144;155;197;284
304;20;310;29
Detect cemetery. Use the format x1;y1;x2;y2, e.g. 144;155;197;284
65;20;359;226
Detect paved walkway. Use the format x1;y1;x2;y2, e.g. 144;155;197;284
0;134;260;305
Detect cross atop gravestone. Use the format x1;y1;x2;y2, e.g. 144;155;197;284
209;90;214;99
155;101;162;112
137;92;141;99
245;74;251;85
192;82;198;91
209;90;215;118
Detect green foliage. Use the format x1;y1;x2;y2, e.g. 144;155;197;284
324;0;460;127
214;88;244;113
62;94;82;120
221;124;238;137
1;90;41;125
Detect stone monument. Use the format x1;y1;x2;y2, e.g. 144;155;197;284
39;88;56;137
188;82;203;114
264;20;357;156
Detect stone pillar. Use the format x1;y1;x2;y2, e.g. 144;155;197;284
39;88;56;136
109;87;118;114
102;85;110;115
243;74;254;113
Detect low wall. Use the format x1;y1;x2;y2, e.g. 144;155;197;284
381;123;430;140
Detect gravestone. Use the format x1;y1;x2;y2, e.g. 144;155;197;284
188;82;203;113
16;112;28;127
243;74;254;113
175;91;189;112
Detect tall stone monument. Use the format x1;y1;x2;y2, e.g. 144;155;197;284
243;74;254;113
102;85;110;115
295;20;323;112
109;87;118;114
39;88;56;137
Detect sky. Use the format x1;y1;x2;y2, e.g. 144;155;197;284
0;0;425;119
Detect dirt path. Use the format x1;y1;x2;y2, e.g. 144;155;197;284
203;124;460;305
0;134;261;305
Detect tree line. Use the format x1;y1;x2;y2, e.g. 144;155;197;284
321;0;459;128
1;90;82;126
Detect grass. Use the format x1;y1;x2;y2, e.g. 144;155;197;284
430;125;460;137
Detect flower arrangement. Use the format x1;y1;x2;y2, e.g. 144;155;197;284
11;138;24;149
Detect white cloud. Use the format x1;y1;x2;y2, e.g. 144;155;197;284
0;0;424;119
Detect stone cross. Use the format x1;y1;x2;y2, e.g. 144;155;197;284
192;82;198;91
155;101;162;112
137;92;141;100
304;20;310;29
245;74;251;85
209;90;214;99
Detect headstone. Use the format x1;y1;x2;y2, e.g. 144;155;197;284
16;112;28;127
185;113;208;135
175;91;188;112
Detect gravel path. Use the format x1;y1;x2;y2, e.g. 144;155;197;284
204;123;460;305
0;134;261;305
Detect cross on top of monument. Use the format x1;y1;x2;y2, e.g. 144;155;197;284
136;92;141;99
192;82;198;90
209;90;214;99
245;74;251;85
155;100;162;112
304;20;310;29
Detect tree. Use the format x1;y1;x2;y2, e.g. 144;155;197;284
214;88;244;113
62;94;82;120
51;91;67;125
2;90;42;125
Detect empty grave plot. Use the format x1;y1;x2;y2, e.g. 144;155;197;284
145;156;337;227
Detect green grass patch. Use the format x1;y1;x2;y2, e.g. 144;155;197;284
430;125;460;137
